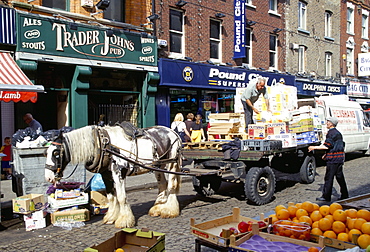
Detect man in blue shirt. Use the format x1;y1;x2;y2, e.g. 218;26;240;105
23;113;43;134
308;117;348;201
240;78;270;131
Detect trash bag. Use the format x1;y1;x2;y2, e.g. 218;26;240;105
86;173;106;192
41;126;74;142
12;127;40;145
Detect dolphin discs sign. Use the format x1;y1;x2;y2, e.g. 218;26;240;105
16;13;157;66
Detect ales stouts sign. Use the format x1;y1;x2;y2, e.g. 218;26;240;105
16;13;157;66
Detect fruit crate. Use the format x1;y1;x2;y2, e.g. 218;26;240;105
310;234;357;250
229;223;325;252
335;193;370;211
190;207;267;247
240;139;282;151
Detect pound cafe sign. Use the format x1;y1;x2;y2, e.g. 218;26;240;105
358;53;370;77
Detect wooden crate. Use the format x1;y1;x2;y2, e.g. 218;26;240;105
190;208;267;247
335;193;370;211
229;223;325;252
208;134;233;140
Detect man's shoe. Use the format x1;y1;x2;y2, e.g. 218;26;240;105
316;197;330;201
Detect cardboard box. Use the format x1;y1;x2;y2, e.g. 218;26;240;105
208;113;241;120
51;208;90;224
265;133;297;148
248;124;267;139
90;191;109;215
289;125;315;133
48;192;89;209
13;194;45;214
84;228;165;252
23;209;48;231
266;122;288;135
55;188;81;199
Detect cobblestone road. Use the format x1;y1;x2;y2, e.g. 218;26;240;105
0;152;369;251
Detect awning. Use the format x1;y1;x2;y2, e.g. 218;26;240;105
0;52;44;103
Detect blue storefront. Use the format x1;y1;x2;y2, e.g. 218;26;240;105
157;58;295;126
289;78;347;97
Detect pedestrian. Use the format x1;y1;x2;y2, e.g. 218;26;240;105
184;113;194;142
0;137;12;180
23;113;43;134
241;77;271;131
171;113;191;142
190;114;205;142
308;117;349;201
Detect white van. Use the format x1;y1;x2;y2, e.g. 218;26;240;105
298;95;370;153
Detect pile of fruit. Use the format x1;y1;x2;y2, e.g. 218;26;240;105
268;201;370;249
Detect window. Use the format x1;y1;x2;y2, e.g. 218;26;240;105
42;0;66;10
347;6;354;34
362;12;369;39
242;29;252;65
246;0;252;5
269;0;277;12
169;9;184;56
210;20;221;60
325;52;332;77
269;34;277;68
298;1;307;30
298;45;306;73
103;0;124;22
324;11;332;38
346;47;354;75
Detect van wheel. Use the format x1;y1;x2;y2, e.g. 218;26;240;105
192;175;222;197
244;167;276;205
300;155;316;184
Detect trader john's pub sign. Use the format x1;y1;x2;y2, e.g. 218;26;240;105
16;12;157;66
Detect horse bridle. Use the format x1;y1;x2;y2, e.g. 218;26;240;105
45;141;66;181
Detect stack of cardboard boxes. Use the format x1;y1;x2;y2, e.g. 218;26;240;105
13;194;47;231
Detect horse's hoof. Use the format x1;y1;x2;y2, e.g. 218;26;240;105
114;217;135;228
149;206;161;217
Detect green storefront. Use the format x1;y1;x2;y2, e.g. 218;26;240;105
15;12;158;130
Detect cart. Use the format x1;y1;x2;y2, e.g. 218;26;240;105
182;139;321;205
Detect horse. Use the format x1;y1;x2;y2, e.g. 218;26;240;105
45;124;183;228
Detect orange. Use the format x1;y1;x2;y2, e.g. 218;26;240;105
287;205;298;218
313;203;320;211
323;230;337;239
275;204;286;214
337;232;349;242
302;201;315;213
299;215;313;226
354;218;367;230
115;249;124;252
296;209;309;219
319;205;330;216
319;218;332;231
269;214;279;224
325;215;334;224
312;221;319;229
308;248;320;252
332;221;346;234
346;209;358;219
333;209;347;222
357;209;370;221
295;202;302;209
348;229;362;242
276;209;290;220
329;202;342;215
310;210;323;222
347;218;356;230
311;227;323;236
361;222;370;235
357;234;370;249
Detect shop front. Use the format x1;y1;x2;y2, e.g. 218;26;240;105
347;80;370;111
290;78;347;98
14;11;158;131
157;58;295;126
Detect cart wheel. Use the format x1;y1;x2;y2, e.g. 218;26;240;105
192;175;222;197
300;155;316;184
244;167;276;205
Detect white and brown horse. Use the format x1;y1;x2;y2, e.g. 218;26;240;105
45;124;182;228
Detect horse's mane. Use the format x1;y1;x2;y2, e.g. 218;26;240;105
64;126;95;164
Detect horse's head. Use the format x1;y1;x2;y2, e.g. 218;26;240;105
45;133;70;183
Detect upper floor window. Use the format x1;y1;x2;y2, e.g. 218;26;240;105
210;19;221;61
242;28;252;65
269;0;277;12
298;45;306;73
298;1;307;30
347;5;354;34
103;0;124;22
325;52;332;77
347;47;354;75
324;11;332;38
269;34;277;69
362;11;369;39
169;9;184;56
42;0;66;10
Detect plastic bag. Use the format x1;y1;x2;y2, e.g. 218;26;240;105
86;173;106;192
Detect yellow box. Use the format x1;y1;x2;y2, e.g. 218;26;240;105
51;208;90;224
13;194;45;214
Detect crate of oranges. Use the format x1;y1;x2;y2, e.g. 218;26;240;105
272;220;311;241
267;201;365;250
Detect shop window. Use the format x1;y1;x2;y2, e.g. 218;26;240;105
325;52;332;77
324;11;332;38
169;9;184;57
347;3;354;34
298;45;306;73
42;0;66;10
104;0;125;22
298;1;307;30
210;19;221;61
269;34;277;69
242;28;252;65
